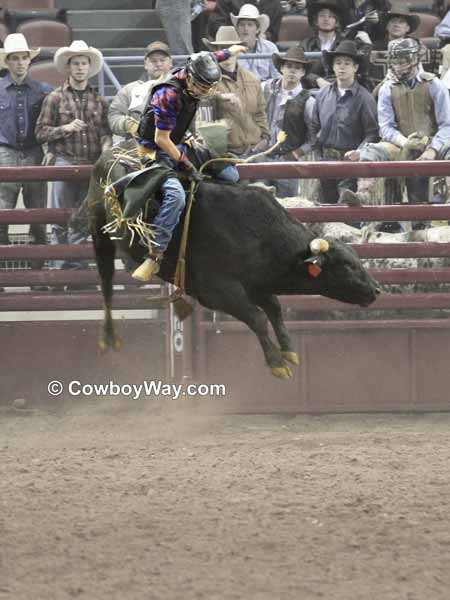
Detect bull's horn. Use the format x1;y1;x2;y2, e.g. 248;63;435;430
310;238;329;255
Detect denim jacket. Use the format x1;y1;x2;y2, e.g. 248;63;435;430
0;74;53;150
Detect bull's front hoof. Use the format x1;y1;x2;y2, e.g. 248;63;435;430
281;351;300;366
98;337;107;353
98;335;122;353
271;365;293;379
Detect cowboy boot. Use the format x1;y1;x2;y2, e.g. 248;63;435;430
132;253;163;282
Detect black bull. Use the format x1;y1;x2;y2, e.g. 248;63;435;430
88;150;380;379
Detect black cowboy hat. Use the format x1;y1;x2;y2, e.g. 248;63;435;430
307;0;347;28
272;46;312;72
380;1;420;34
323;40;364;70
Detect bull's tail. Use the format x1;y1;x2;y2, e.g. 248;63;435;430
88;169;122;352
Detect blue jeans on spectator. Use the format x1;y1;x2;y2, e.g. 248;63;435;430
151;146;239;254
50;156;90;269
0;146;47;255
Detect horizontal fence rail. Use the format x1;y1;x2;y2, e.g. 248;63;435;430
4;204;450;225
0;161;449;183
2;242;450;261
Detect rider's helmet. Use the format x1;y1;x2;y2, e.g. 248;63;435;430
387;37;420;81
185;51;221;96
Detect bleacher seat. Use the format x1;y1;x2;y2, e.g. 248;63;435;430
0;22;10;44
414;12;441;37
278;15;313;50
16;19;71;48
3;1;56;8
28;60;64;86
407;0;435;13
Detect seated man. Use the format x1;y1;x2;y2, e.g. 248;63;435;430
201;27;270;157
207;0;283;42
300;0;347;89
230;4;280;81
262;47;315;197
108;41;173;140
310;40;378;204
373;2;420;50
132;46;246;282
344;38;450;206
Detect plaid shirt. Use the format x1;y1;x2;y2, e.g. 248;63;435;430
35;81;111;164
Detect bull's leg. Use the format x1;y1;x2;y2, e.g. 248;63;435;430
92;229;121;351
201;282;292;379
252;293;299;367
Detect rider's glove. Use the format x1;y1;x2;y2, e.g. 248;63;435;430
178;153;205;182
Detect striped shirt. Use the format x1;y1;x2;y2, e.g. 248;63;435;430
35;81;111;164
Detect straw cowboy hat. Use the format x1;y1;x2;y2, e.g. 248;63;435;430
323;40;364;69
0;33;40;69
202;26;242;49
381;1;420;33
54;40;103;77
272;46;312;72
230;4;270;34
307;0;347;28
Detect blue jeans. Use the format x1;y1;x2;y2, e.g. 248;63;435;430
151;146;239;253
50;156;90;269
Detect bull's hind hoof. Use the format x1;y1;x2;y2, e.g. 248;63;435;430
113;337;123;351
98;336;122;352
271;365;293;379
281;351;300;365
98;338;107;353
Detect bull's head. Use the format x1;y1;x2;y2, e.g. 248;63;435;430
303;238;381;307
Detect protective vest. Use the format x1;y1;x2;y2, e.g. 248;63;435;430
391;73;438;138
137;71;199;145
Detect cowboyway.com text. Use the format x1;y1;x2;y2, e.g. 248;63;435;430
47;379;226;400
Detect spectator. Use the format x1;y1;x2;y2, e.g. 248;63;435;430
156;0;193;55
230;4;279;80
202;26;270;156
208;0;283;42
344;38;450;207
373;2;420;50
300;0;347;89
262;47;315;197
35;40;112;270
108;41;173;140
0;33;52;275
435;9;450;39
311;40;378;204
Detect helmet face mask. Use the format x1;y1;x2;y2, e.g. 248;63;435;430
186;51;221;96
388;38;419;81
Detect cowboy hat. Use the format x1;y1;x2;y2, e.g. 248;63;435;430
0;33;40;70
323;40;364;69
202;26;242;49
307;0;347;28
230;4;270;34
380;1;420;34
54;40;103;77
272;47;311;72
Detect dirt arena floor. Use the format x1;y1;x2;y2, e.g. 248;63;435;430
1;397;450;600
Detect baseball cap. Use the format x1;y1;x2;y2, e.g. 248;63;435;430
145;41;171;58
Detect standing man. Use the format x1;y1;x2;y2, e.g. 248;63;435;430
108;41;173;140
35;40;112;270
156;0;193;56
262;47;315;197
0;33;52;253
311;40;378;204
132;45;246;282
